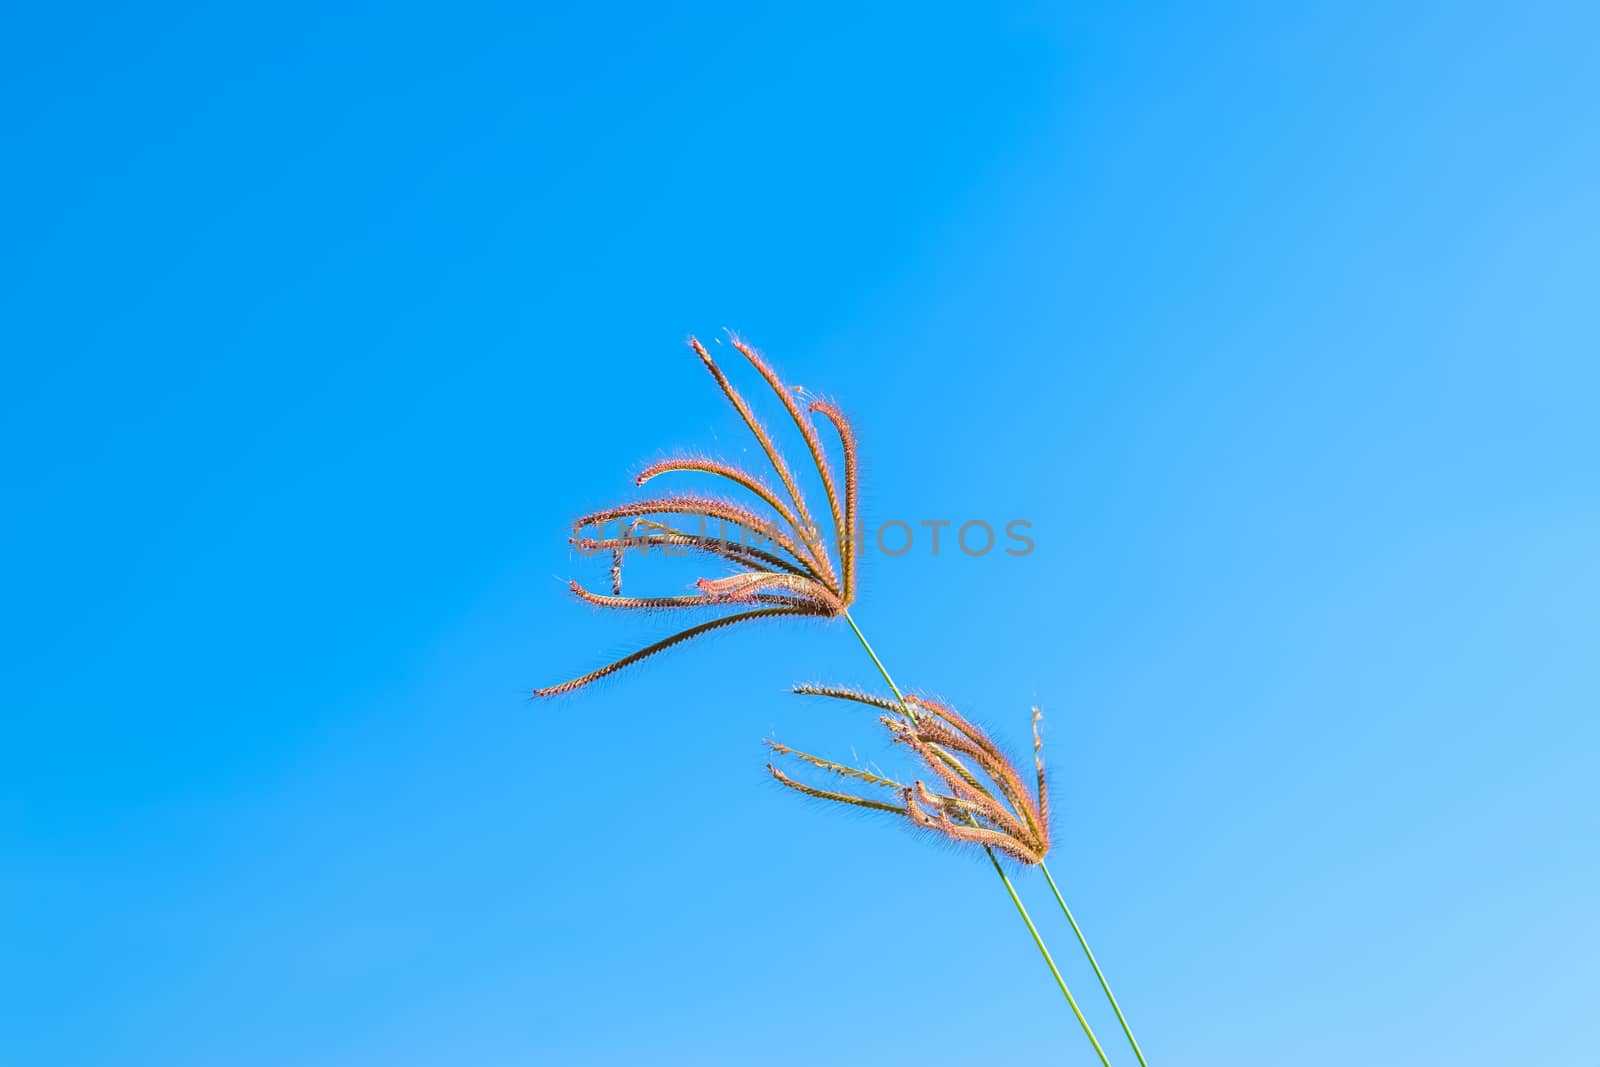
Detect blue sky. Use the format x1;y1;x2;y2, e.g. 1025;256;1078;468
4;3;1597;1064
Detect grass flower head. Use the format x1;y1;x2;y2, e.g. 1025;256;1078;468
534;336;859;697
770;685;1052;866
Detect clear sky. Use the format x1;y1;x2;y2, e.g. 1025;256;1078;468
4;3;1597;1065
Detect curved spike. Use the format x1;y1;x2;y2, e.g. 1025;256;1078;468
689;338;841;595
532;605;824;698
573;525;812;580
636;455;817;566
575;494;820;578
767;764;904;815
727;333;846;595
695;572;842;613
791;683;903;715
808;398;859;605
569;580;720;611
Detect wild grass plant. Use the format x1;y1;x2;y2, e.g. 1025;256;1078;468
534;336;1146;1065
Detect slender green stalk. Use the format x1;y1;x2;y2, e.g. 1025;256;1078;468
991;852;1113;1067
1040;861;1148;1067
843;611;1114;1065
844;611;907;704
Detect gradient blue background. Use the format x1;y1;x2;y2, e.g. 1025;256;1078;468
5;4;1597;1064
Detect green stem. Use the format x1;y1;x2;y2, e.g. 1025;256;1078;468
844;611;907;703
843;610;1114;1065
1040;860;1148;1067
992;852;1114;1067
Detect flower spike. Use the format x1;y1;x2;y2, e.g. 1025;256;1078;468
532;605;828;698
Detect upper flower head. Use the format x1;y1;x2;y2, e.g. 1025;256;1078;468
533;335;859;697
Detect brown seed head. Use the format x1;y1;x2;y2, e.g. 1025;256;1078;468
771;686;1053;864
534;337;862;698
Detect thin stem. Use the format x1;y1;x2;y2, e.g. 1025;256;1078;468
1040;861;1148;1067
991;852;1114;1067
845;611;906;703
842;610;1114;1065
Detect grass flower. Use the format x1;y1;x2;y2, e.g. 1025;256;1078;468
771;681;1143;1066
533;335;858;697
770;686;1051;866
